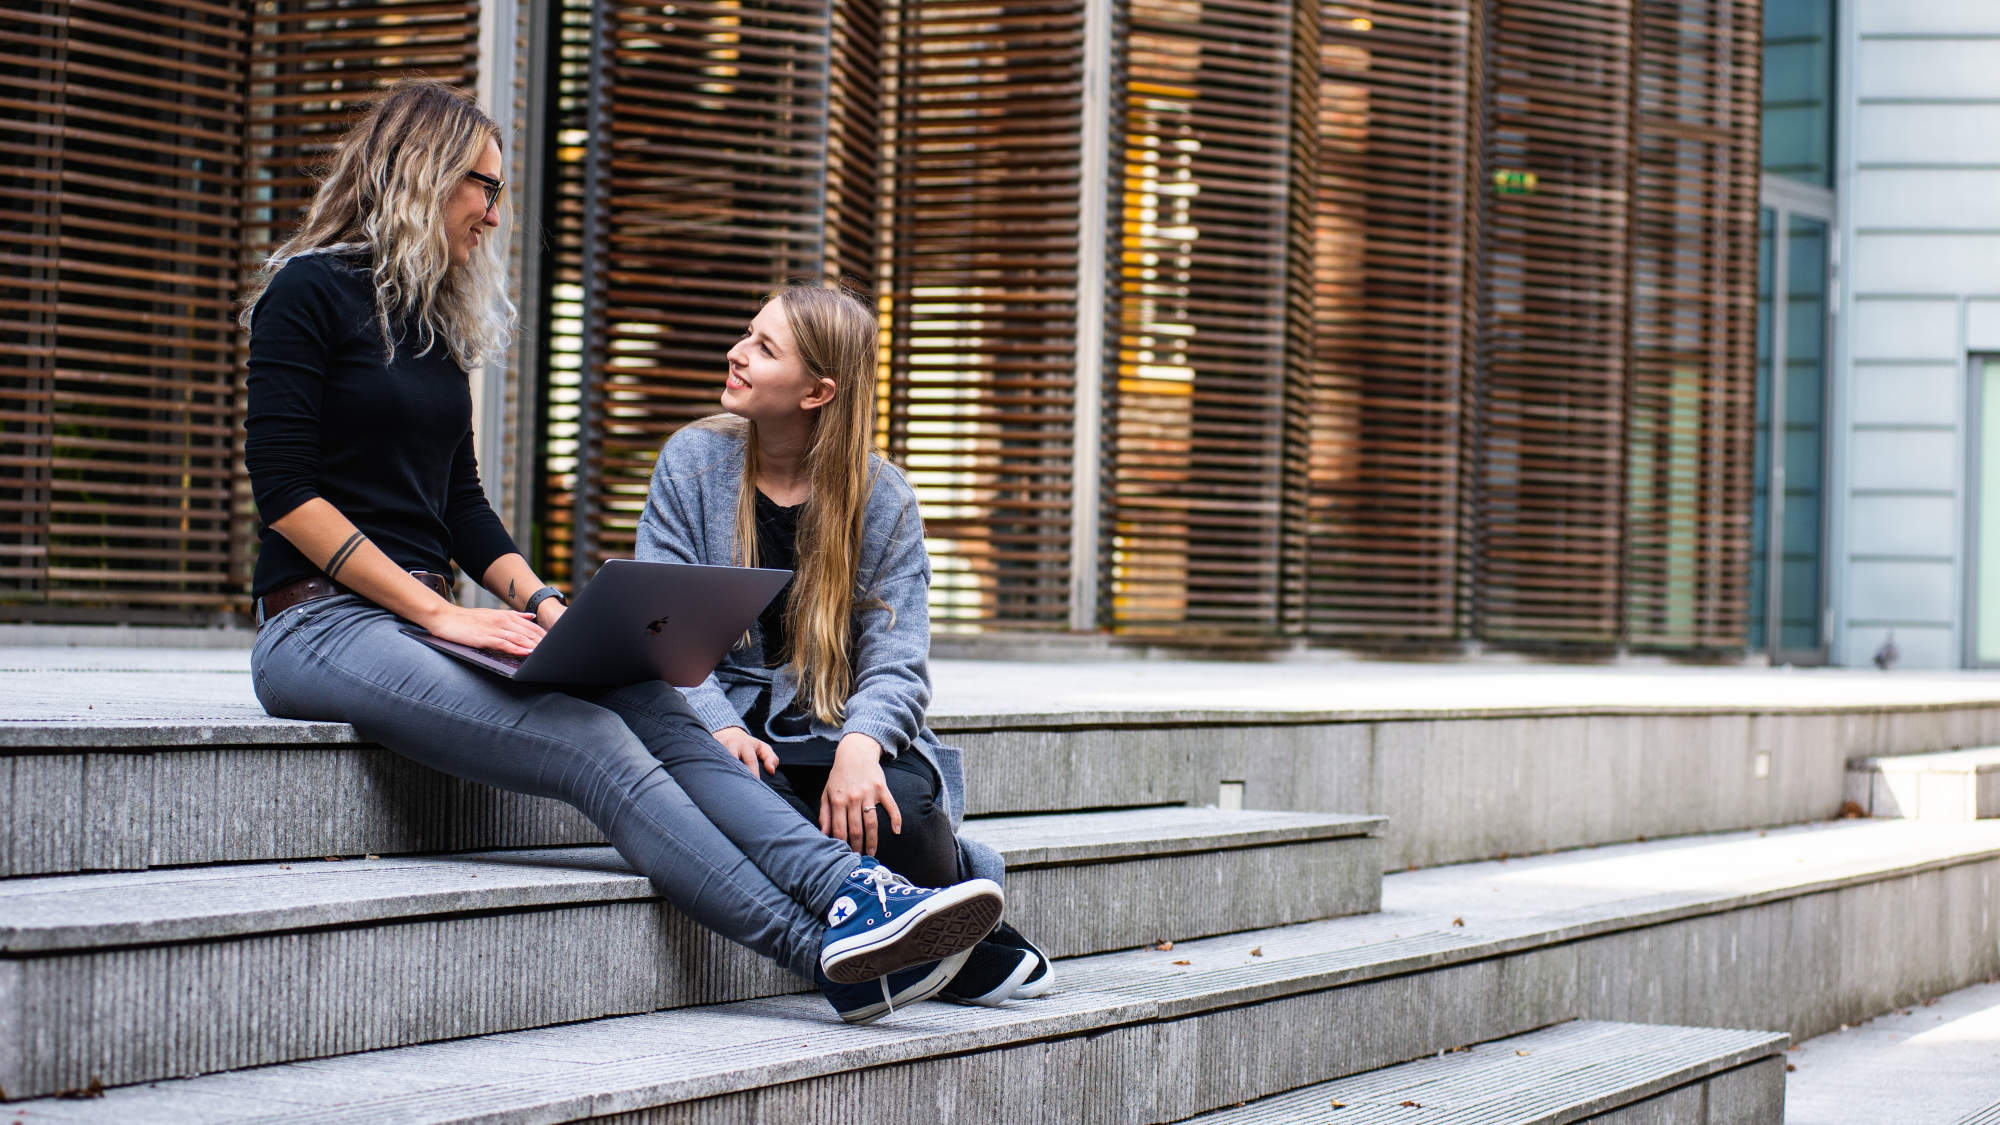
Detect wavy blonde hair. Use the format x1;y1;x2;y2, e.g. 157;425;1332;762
238;81;514;370
708;284;883;725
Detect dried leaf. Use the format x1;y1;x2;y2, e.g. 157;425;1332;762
1329;1099;1346;1109
1786;1063;1797;1073
1451;917;1464;927
1172;959;1191;966
56;1077;105;1100
366;854;380;861
1836;800;1867;820
1399;1100;1421;1108
1249;946;1263;957
1153;940;1174;952
1515;1049;1530;1056
278;865;291;870
324;855;342;862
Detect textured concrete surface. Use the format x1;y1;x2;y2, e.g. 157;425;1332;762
7;820;1995;1120
15;646;2000;739
14;648;2000;875
1847;746;2000;820
1180;1020;1787;1123
1786;978;2000;1125
0;809;1380;1098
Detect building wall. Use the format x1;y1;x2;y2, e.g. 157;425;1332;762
1839;0;2000;667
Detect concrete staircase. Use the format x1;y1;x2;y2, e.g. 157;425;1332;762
1847;746;2000;821
1184;1021;1789;1124
10;666;2000;1120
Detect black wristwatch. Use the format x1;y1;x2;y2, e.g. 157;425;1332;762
525;585;567;616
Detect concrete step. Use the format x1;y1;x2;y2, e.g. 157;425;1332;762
18;650;2000;876
1846;746;2000;820
0;807;1382;1100
1958;1104;2000;1125
1177;1020;1787;1124
6;819;1995;1121
1784;977;2000;1124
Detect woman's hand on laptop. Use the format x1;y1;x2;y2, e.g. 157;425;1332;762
714;726;778;775
425;605;546;656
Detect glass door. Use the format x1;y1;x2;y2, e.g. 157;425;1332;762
1750;188;1834;663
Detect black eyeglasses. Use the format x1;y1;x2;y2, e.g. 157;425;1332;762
466;170;505;212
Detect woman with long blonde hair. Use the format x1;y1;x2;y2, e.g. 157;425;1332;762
242;82;1001;1027
636;284;1052;1009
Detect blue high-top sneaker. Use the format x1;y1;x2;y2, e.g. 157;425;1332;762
817;948;973;1025
819;857;1003;984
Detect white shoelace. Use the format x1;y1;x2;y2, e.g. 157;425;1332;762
857;863;918;916
855;865;920;1015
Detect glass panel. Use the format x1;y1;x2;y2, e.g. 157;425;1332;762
1779;215;1828;654
1978;360;2000;664
1749;208;1775;650
1762;0;1835;187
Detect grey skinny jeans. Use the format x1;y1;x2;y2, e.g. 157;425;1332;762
250;595;862;980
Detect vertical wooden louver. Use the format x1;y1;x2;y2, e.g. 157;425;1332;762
1;2;247;617
1623;0;1759;648
534;0;598;589
1106;0;1305;638
880;0;1088;631
1471;0;1633;645
1307;0;1472;640
575;0;847;570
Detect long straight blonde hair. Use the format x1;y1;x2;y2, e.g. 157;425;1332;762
714;284;882;724
237;81;514;370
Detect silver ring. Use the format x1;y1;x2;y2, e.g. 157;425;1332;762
862;804;877;813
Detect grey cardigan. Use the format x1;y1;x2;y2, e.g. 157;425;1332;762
634;420;1003;886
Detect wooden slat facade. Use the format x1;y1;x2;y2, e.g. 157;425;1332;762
1622;0;1760;649
1470;0;1635;645
7;0;1766;651
880;0;1089;630
1105;0;1307;638
1307;0;1473;640
2;1;247;615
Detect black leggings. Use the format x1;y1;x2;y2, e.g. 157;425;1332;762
761;748;961;889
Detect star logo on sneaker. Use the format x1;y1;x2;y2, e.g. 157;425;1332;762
828;895;858;925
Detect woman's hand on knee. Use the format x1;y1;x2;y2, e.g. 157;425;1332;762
424;605;545;656
820;734;900;856
713;726;778;775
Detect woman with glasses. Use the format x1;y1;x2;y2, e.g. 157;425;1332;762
634;284;1054;1008
241;81;1002;1025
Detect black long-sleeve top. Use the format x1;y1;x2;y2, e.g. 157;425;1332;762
243;250;518;598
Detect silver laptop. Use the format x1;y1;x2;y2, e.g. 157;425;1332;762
403;558;790;687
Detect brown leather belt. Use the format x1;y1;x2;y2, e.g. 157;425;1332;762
255;570;453;627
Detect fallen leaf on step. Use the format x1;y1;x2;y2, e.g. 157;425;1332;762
1515;1049;1530;1056
1249;947;1263;957
1172;959;1191;966
323;855;342;862
1836;800;1866;819
366;854;380;860
1329;1099;1347;1109
55;1077;105;1100
1786;1064;1797;1072
1153;940;1174;951
1400;1101;1421;1108
1451;917;1464;927
278;865;291;870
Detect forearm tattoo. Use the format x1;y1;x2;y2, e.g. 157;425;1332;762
508;578;516;605
324;531;367;582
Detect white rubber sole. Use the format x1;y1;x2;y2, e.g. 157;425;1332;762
834;948;973;1025
820;879;1004;985
939;946;1039;1007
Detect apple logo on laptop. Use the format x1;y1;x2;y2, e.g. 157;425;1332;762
646;615;670;635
